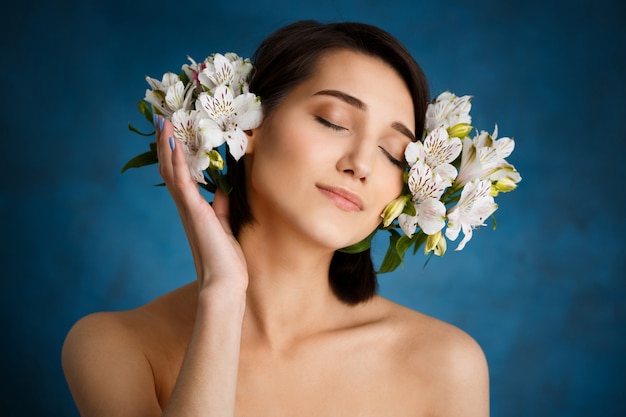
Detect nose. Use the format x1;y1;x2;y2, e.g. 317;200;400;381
336;138;375;182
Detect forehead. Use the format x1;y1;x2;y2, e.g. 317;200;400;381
291;49;416;130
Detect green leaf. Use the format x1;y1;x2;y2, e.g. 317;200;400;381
179;71;190;84
128;122;155;137
199;181;217;194
396;234;415;261
412;231;428;255
422;252;435;269
121;149;158;173
138;100;153;124
339;230;376;254
402;201;416;216
378;230;402;273
204;167;230;195
216;175;232;194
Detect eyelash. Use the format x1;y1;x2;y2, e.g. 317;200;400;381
315;116;405;169
315;116;346;131
379;147;405;168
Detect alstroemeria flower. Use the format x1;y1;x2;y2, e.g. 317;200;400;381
407;160;450;203
144;73;195;118
405;126;462;185
196;53;254;94
425;91;473;132
399;198;447;237
445;179;498;250
454;125;521;190
171;109;210;183
196;85;262;160
398;161;449;237
224;52;254;92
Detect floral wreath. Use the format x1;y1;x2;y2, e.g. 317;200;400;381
124;53;521;273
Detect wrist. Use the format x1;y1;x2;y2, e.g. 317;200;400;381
197;283;247;315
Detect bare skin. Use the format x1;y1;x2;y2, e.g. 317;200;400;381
62;50;489;417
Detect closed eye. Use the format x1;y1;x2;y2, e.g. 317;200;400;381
315;116;347;131
379;146;405;169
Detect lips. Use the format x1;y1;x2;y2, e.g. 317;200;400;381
316;184;364;212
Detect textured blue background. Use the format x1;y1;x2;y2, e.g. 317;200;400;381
1;0;625;416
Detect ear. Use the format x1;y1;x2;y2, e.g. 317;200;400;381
244;128;258;155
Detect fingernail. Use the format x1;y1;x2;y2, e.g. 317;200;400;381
169;137;175;151
153;114;158;128
159;116;165;131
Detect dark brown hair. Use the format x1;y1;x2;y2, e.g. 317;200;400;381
228;20;429;304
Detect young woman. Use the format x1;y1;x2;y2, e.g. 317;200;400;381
62;21;490;416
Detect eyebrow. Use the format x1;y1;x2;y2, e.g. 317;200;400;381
392;122;416;141
313;89;416;141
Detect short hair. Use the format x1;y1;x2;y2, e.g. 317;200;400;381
227;20;429;304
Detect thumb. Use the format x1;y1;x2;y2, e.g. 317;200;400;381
212;189;233;234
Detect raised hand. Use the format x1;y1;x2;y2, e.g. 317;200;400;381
154;115;249;297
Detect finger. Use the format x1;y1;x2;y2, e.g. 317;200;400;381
156;115;174;181
156;117;190;186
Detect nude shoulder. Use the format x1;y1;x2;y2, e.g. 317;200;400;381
373;297;490;415
63;282;197;358
62;284;197;416
374;297;482;349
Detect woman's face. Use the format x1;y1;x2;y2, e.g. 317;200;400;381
245;49;415;250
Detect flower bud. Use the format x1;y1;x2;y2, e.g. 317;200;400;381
447;123;473;138
490;177;518;196
208;149;225;170
425;231;447;257
381;195;410;227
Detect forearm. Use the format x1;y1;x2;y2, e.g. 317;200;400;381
162;287;246;417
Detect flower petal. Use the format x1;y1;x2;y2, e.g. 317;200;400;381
423;126;462;166
225;128;248;161
399;211;418;238
198;118;226;149
416;198;446;235
232;93;263;130
404;141;425;167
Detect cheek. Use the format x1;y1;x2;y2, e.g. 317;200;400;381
248;119;314;191
372;169;405;210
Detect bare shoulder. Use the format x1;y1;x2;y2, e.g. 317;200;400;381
62;283;197;417
374;297;490;416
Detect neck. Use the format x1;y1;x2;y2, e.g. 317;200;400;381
237;221;346;349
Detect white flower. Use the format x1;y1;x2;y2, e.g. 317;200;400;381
445;179;498;250
197;85;262;160
398;161;450;237
144;73;194;118
171;109;210;184
425;91;472;132
399;198;447;237
224;53;254;91
454;125;521;190
407;160;449;203
196;53;254;94
405;126;462;186
198;53;235;91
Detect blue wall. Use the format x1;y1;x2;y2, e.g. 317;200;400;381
1;0;625;416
